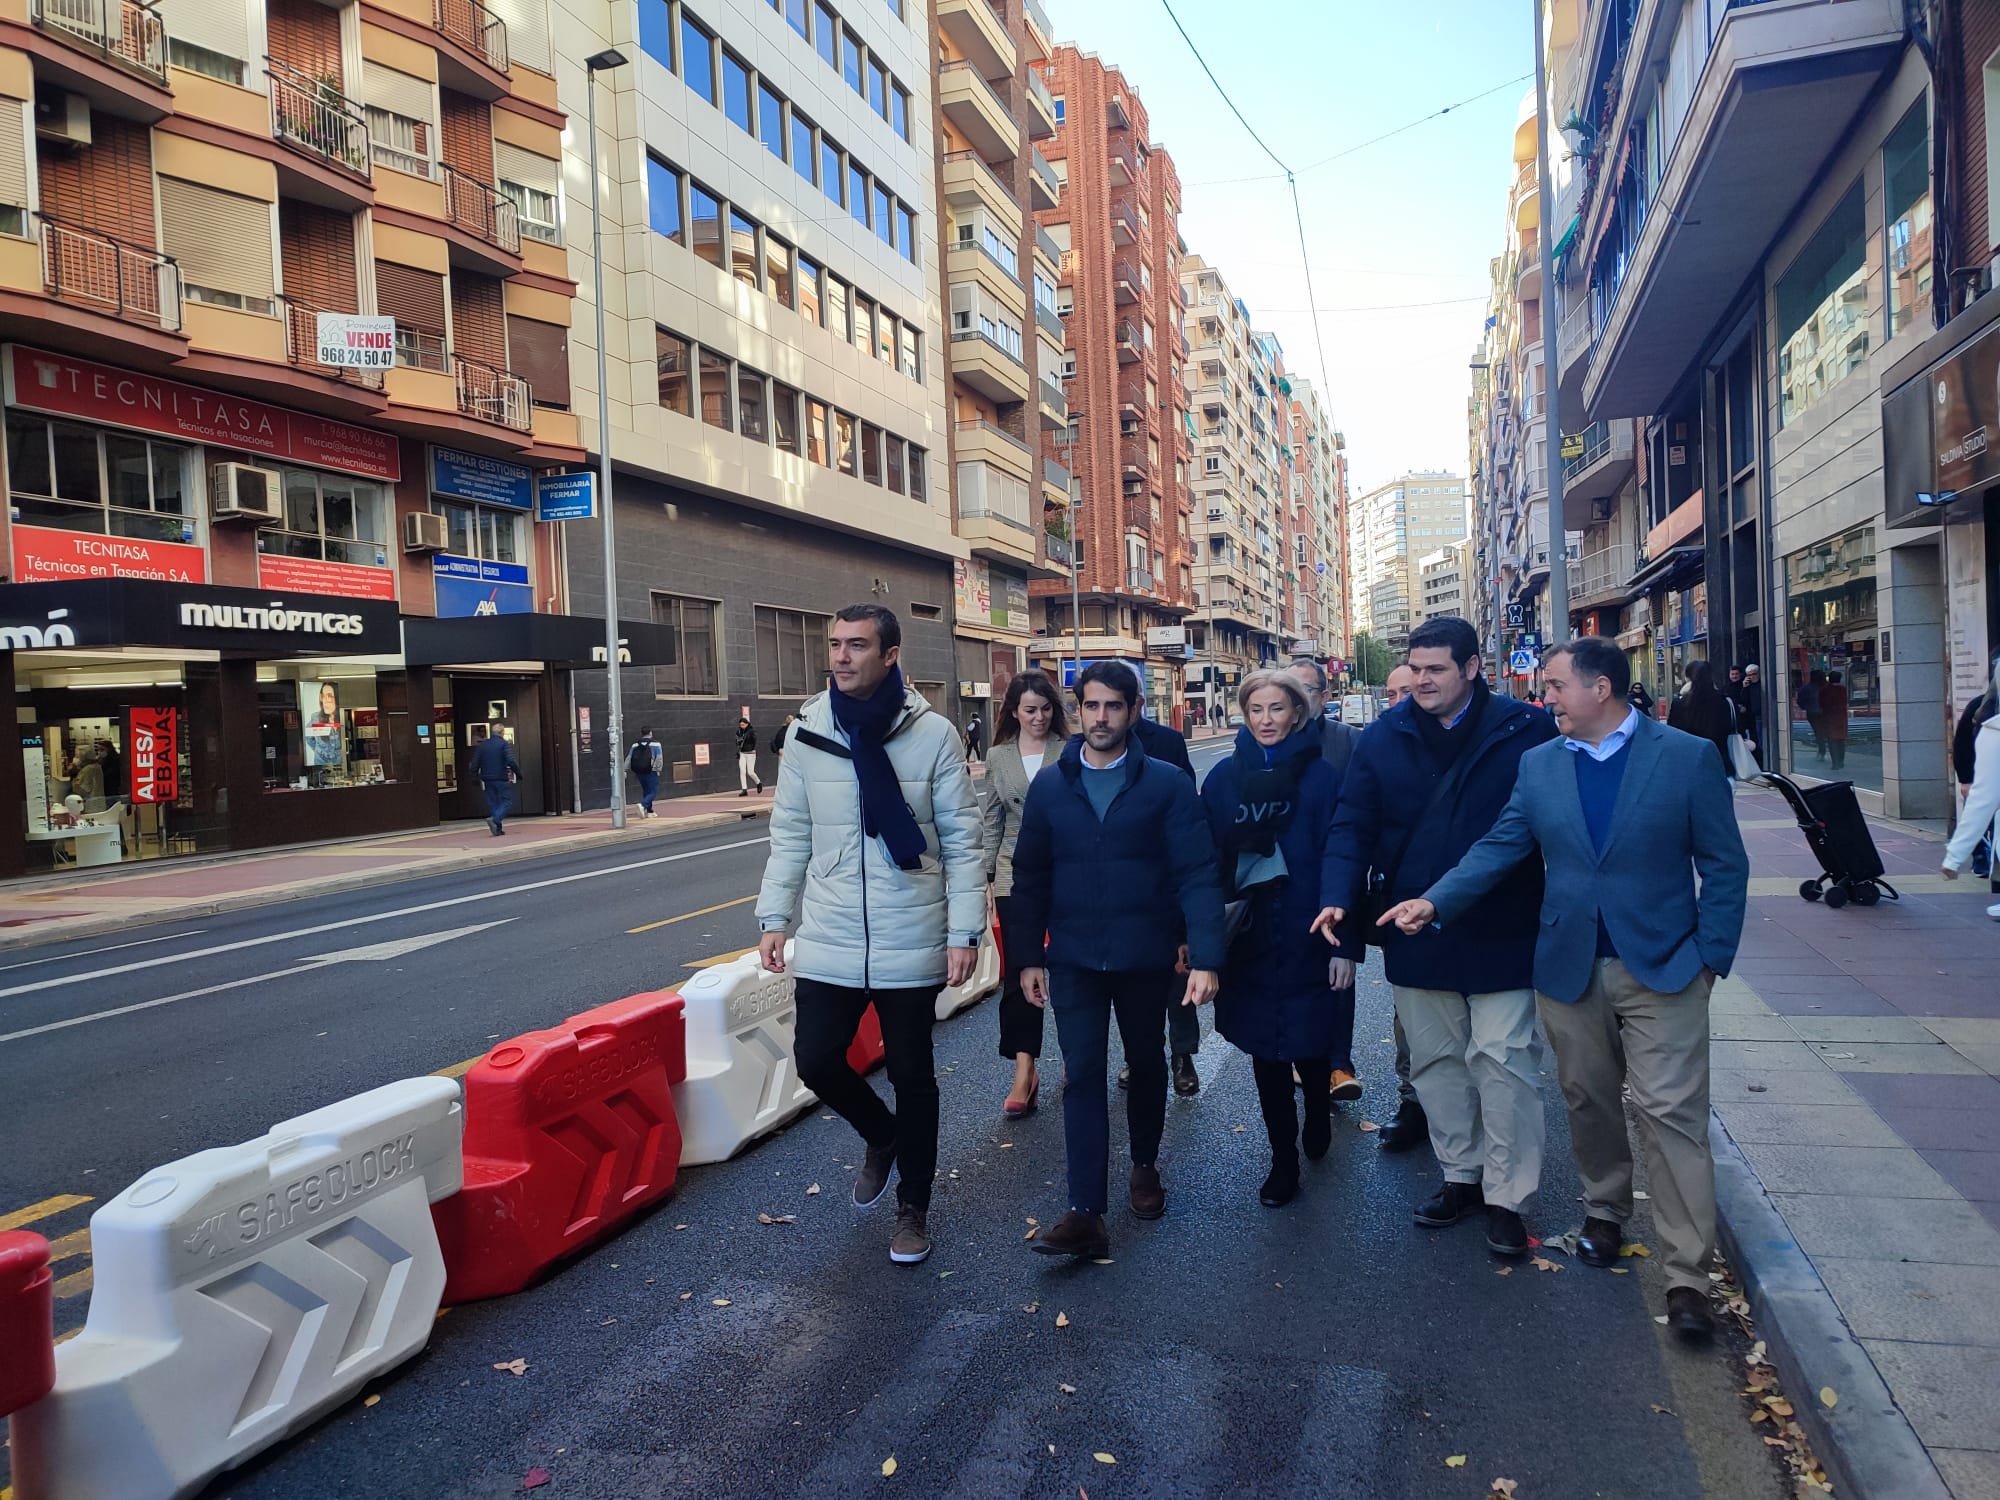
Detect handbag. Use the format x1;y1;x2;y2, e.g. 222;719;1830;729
1726;732;1760;781
1358;738;1481;947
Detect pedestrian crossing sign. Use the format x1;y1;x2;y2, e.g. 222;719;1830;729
1509;648;1536;674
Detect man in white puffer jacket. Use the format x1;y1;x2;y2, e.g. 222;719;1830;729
756;604;985;1265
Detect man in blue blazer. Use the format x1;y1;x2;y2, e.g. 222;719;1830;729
1381;636;1748;1338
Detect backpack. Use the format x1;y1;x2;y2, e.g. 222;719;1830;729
627;741;652;775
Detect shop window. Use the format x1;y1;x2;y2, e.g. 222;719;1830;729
430;500;522;563
1785;525;1880;791
652;593;721;696
1775;182;1868;427
5;415;190;542
1884;101;1933;341
261;468;387;565
756;604;830;696
258;668;399;792
656;328;692;415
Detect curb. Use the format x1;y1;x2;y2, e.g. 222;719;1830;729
1708;1112;1950;1500
0;808;771;954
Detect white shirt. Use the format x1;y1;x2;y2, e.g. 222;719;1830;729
1021;750;1045;777
1564;707;1642;763
1082;748;1129;771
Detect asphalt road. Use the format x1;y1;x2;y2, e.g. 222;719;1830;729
0;752;1791;1499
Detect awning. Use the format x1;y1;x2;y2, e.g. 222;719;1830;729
0;577;403;656
403;611;678;668
1551;212;1580;263
1625;544;1704;596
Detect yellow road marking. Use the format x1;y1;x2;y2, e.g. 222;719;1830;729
433;1055;484;1080
45;1227;90;1262
54;1328;82;1346
686;946;757;970
53;1266;92;1299
627;894;756;935
0;1194;91;1233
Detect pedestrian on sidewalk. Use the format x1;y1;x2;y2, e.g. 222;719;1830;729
468;727;521;836
1942;654;2000;920
1011;661;1226;1259
980;669;1068;1119
1819;671;1851;772
964;713;985;764
1735;663;1765;770
735;715;764;796
1953;683;1993;880
1374;661;1429;1154
1668;661;1735;774
1282;658;1364;1106
1628;678;1657;719
1797;670;1827;762
628;729;663;818
1201;670;1359;1208
771;713;795;766
1380;636;1749;1337
1319;616;1557;1258
756;605;984;1266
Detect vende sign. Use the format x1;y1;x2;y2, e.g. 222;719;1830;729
3;346;401;481
315;313;396;370
129;706;179;804
12;525;207;585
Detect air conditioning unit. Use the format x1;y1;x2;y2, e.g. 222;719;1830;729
208;462;282;523
402;509;449;553
34;89;91;147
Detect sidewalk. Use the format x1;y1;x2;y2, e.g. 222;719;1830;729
1715;784;2000;1499
0;791;773;952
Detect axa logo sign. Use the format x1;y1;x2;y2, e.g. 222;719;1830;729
0;608;78;650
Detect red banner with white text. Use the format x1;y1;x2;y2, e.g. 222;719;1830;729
129;706;179;805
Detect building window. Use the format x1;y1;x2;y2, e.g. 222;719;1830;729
1775;181;1867;427
429;499;522;563
825;271;850;340
699;348;732;431
500;178;560;244
834;409;857;474
680;15;716;104
1884;100;1932;341
765;233;793;307
756;605;830;696
365;107;432;179
729;209;759;286
822;138;844;205
876;309;895;365
860;421;882;484
690;180;723;267
842;27;863;94
807;399;829;464
774;382;802;454
738;365;769;442
653;593;720;696
798;253;823;324
791;112;816;184
892;84;910;141
899;323;920;381
852;293;875;358
886;435;904;493
868;59;887;118
814;1;838;70
849;163;868;226
647;156;685;244
908;445;927;501
758;80;786;159
874;183;893;247
785;0;808;38
1052;95;1064;123
898;203;917;263
656;328;691;415
1784;526;1880;790
266;468;388;565
167;37;243;84
5;415;190;542
722;49;753;132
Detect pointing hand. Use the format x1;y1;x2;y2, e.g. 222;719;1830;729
1377;898;1437;936
1309;907;1345;947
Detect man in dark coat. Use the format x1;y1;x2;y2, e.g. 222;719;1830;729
1011;661;1226;1259
1121;665;1202;1092
467;727;523;836
1320;617;1558;1257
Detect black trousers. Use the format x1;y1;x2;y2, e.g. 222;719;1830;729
992;894;1045;1060
1048;967;1171;1215
1252;1055;1330;1162
794;977;942;1210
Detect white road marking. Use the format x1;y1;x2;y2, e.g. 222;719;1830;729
0;836;770;1004
0;921;514;1043
0;930;207;973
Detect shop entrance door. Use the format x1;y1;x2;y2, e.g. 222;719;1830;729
443;675;545;821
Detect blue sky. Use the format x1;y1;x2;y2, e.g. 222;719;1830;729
1056;0;1536;491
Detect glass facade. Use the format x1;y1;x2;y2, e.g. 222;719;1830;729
1785;525;1881;791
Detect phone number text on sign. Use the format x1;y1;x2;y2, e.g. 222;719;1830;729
316;314;397;370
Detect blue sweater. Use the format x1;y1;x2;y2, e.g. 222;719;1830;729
1573;741;1633;959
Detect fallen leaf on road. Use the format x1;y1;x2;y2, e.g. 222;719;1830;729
1610;1267;1631;1275
599;1317;617;1326
1023;1301;1041;1313
1650;1404;1675;1417
679;1291;692;1300
1763;1436;1789;1448
806;1184;822;1196
363;1394;381;1408
1060;1383;1077;1394
1093;1453;1116;1465
1819;1387;1838;1408
757;1213;797;1226
1488;1481;1518;1498
1232;1125;1246;1133
712;1298;732;1307
522;1468;551;1491
1001;1142;1014;1149
939;1271;954;1279
673;1224;688;1231
1055;1311;1071;1328
1530;1256;1564;1274
1445;1455;1467;1468
1620;1243;1651;1259
881;1456;897;1476
1764;1398;1794;1418
493;1359;529;1376
1495;1266;1512;1277
1025;1226;1039;1240
1358;1121;1380;1133
1092;1258;1114;1265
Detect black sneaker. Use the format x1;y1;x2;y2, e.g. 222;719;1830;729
1259;1157;1300;1208
1666;1286;1715;1340
1172;1053;1200;1096
1379;1097;1430;1153
853;1142;896;1208
1577;1215;1624;1268
1413;1180;1484;1227
1485;1205;1529;1257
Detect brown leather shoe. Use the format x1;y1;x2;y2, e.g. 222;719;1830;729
1030;1209;1110;1259
1129;1164;1165;1220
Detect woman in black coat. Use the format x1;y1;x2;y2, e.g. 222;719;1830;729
1199;670;1359;1208
1668;660;1735;771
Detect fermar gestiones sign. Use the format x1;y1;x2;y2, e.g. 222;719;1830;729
129;706;178;804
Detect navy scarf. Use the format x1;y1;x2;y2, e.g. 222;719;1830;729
829;666;927;870
1226;724;1317;860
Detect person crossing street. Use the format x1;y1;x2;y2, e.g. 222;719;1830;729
736;715;765;796
468;726;523;836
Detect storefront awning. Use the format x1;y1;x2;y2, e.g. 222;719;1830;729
1625;544;1704;596
402;611;678;668
0;578;403;656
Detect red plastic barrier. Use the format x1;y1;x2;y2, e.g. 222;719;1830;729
0;1230;54;1418
434;992;688;1304
847;1004;885;1074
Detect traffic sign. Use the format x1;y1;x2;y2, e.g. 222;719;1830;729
1519;631;1543;649
1509;648;1536;675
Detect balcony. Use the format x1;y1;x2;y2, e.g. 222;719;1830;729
1038;377;1066;430
278;294;386;392
1110;205;1138;246
1583;0;1903;419
940;59;1021;165
1126;567;1154;593
1108;147;1134;188
1106;93;1131;132
1566;542;1636;609
1113;270;1138;305
441;165;521;273
1034;224;1063;274
1560;419;1636;527
453;352;531;430
37;214;180;332
1555;293;1595;422
28;0;167;92
1034;299;1065;344
942;150;1023;235
1044;527;1074;567
949;328;1031;403
1024;66;1058;139
432;0;510;95
1028;147;1059;211
938;0;1016;80
1042;455;1071;498
1115;320;1140;362
1513;158;1539;235
954;416;1034;478
1022;0;1052;60
267;59;372;195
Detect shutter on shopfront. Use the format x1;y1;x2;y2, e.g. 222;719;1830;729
158;177;275;302
375;260;446;334
159;0;251;67
0;99;27;211
506;315;568;408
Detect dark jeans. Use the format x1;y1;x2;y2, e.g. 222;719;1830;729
794;977;942;1210
1168;979;1200;1057
1253;1054;1329;1161
636;770;659;812
1327;983;1357;1074
1048;966;1171;1215
481;778;513;828
993;895;1045;1061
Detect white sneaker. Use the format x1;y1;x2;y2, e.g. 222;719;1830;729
1987;901;2000;920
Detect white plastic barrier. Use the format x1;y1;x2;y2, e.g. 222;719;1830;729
12;1078;463;1500
936;929;1001;1020
674;943;817;1167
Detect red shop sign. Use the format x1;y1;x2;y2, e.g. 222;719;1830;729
3;346;401;482
129;706;179;805
11;525;208;585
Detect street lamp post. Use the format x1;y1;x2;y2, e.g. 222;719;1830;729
585;47;628;828
1532;0;1570;649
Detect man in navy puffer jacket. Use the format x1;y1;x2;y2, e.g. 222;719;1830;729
1009;661;1226;1260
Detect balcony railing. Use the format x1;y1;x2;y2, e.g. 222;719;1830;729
942;149;1022;213
1567;542;1634;604
1557;295;1594;368
278;294;386;388
1043;455;1070;492
950;327;1026;369
434;0;508;71
452;353;531;430
1023;0;1052;38
1127;568;1154;593
1034;301;1064;343
30;0;165;84
1044;528;1074;566
1562;420;1615;481
1025;65;1056;120
1038;377;1067;416
443;165;520;253
955;417;1030;455
37;214;180;331
1034;224;1063;267
267;59;371;181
